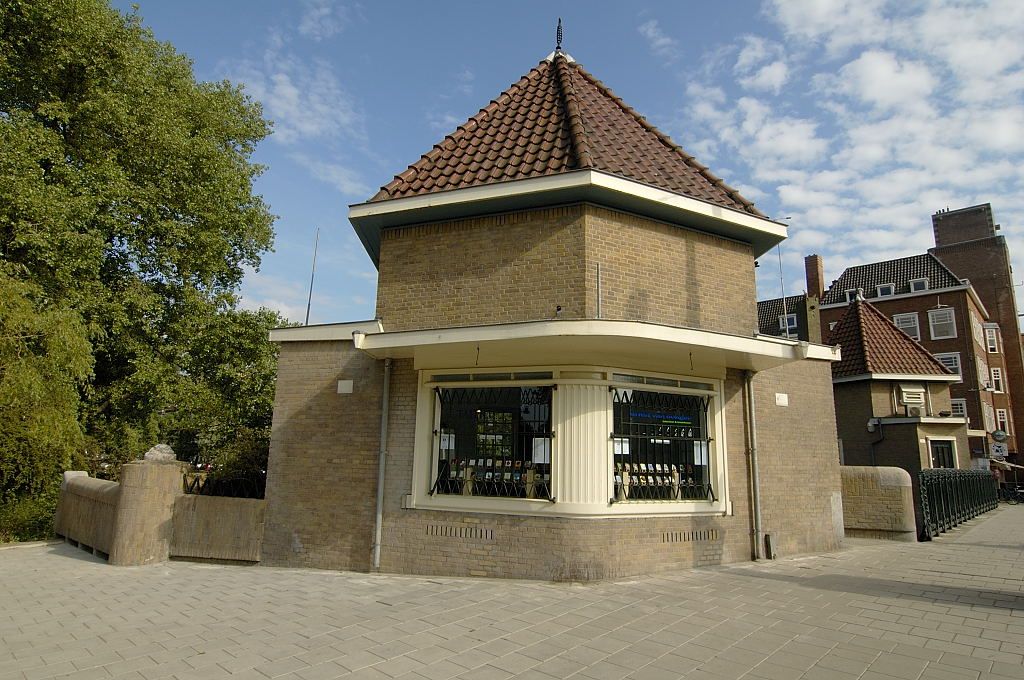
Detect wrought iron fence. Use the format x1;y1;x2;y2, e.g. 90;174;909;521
183;472;266;499
918;468;997;540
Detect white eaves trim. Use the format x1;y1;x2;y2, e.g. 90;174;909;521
876;417;969;426
349;169;786;245
820;284;990;318
269;319;383;343
353;319;839;362
833;372;960;384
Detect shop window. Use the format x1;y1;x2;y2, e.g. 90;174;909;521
611;389;714;502
432;386;552;499
928;308;956;340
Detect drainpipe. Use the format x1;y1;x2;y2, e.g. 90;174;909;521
744;370;764;560
372;358;392;570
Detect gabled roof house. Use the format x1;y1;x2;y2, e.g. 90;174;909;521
828;297;969;534
264;46;843;580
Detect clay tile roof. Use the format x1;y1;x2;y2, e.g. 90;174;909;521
370;53;762;216
829;298;953;380
821;253;962;305
756;295;805;336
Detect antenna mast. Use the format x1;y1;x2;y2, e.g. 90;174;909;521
305;227;319;326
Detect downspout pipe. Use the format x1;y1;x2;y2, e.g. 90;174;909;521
744;370;764;560
372;358;392;570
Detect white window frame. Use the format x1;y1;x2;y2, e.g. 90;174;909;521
779;314;797;333
892;313;920;341
933;352;961;380
876;283;895;297
950;398;967;418
409;366;728;518
928;308;957;340
985;327;1000;353
845;289;859;303
996;408;1010;435
926;437;958;469
991;367;1004;393
910;278;929;292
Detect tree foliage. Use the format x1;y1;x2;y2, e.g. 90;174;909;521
0;0;284;523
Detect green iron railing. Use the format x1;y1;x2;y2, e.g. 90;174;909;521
918;469;998;540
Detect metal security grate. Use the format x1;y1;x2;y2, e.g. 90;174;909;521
611;389;715;502
432;386;553;500
426;524;495;541
662;529;719;543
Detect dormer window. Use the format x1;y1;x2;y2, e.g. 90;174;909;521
778;314;797;333
910;278;929;292
845;289;859;303
877;283;895;297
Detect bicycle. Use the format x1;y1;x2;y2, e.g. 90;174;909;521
999;485;1023;504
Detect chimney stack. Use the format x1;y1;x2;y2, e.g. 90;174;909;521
805;254;825;299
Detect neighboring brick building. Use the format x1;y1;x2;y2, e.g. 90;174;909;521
818;248;1017;467
828;297;968;536
263;47;843;580
929;204;1023;465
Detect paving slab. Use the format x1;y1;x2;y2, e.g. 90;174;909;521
2;506;1024;679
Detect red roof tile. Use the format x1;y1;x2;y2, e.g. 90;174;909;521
371;53;762;216
829;299;953;379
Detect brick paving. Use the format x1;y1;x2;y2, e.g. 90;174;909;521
2;506;1023;680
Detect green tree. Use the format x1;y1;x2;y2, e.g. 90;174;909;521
0;0;282;535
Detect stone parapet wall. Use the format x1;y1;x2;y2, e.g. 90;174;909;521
840;466;916;541
55;463;267;565
171;495;265;563
54;474;119;556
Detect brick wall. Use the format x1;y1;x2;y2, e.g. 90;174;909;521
374;204;757;336
752;360;844;557
375;206;588;330
262;341;384;570
583;205;757;334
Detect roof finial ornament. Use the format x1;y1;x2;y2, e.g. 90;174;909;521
556;17;563;52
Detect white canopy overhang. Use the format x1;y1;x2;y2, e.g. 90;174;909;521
308;319;842;374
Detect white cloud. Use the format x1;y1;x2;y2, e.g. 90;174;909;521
289;153;370;197
228;31;364;145
638;20;679;63
297;0;351;41
835;50;936;113
739;61;789;94
764;0;892;56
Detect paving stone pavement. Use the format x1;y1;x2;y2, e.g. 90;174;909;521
2;506;1023;680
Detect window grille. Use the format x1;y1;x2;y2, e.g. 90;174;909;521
892;313;920;341
934;352;961;377
928;308;956;340
611;389;714;502
432;386;552;500
985;327;1000;353
991;367;1004;392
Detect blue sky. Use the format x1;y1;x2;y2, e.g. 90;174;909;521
116;0;1024;325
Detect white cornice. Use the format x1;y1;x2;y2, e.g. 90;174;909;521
833;372;959;384
348;169;787;264
821;284;990;318
269;319;383;343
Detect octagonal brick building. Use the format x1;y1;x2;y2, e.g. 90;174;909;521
263;49;844;580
